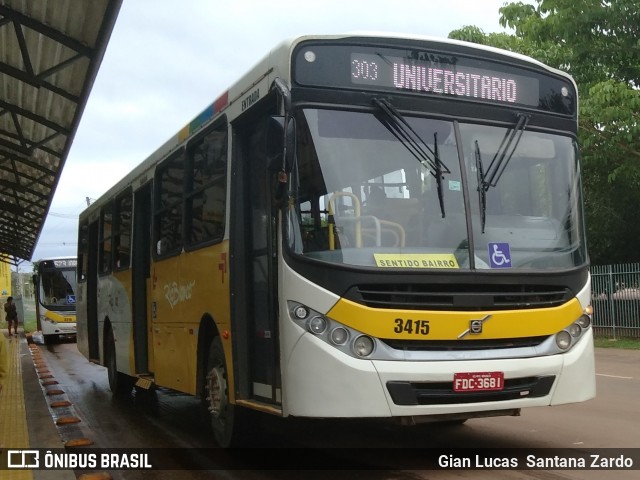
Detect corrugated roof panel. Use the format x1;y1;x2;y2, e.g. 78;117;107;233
0;0;122;263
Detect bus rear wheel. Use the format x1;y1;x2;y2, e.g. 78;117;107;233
106;327;134;396
203;337;245;447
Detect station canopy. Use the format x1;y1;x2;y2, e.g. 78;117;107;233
0;0;122;263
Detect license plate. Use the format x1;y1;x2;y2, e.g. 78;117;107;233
453;371;504;392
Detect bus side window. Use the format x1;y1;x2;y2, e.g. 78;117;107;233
186;120;228;246
114;191;132;270
99;203;113;274
154;150;185;257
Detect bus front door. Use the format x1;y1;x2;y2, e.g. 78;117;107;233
132;182;152;374
231;105;281;407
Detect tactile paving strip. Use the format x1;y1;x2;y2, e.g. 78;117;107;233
0;334;33;480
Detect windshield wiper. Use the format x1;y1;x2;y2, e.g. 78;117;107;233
482;112;531;189
476;112;531;233
373;97;450;217
475;140;487;233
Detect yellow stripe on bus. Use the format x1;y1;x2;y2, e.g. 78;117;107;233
326;297;584;340
45;311;75;323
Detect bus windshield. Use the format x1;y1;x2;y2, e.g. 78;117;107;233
38;267;77;310
287;108;587;271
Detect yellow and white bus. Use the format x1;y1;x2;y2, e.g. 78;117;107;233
33;256;78;343
76;33;595;447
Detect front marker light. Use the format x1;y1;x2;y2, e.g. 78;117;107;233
293;305;309;320
353;335;375;357
556;331;571;350
308;316;327;335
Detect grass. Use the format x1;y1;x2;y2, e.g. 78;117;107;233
594;336;640;350
23;317;37;334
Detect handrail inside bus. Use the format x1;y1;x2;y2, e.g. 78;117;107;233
328;191;363;249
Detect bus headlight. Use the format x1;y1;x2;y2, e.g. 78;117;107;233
330;327;349;345
352;335;375;357
288;301;381;359
308;316;327;335
576;314;591;328
568;323;582;337
553;312;592;353
555;331;572;350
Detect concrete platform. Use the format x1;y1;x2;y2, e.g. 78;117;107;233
0;330;75;480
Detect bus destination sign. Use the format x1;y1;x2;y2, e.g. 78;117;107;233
294;43;575;115
51;259;77;268
350;53;539;106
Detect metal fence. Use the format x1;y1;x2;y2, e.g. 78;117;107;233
591;263;640;338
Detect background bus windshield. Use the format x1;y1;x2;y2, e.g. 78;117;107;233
38;267;77;309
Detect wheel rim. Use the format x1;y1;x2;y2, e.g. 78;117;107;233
206;365;227;418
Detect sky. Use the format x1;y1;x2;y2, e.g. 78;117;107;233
28;0;515;266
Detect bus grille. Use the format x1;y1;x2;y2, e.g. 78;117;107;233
386;376;555;405
352;284;572;311
379;336;548;351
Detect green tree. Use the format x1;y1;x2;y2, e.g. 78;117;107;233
449;1;640;264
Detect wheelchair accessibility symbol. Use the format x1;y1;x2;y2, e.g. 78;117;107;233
488;242;511;269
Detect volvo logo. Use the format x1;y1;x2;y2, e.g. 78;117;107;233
470;319;483;333
458;314;493;339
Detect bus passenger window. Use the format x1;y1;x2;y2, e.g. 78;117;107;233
186;122;228;246
99;203;113;273
154;152;185;256
114;192;132;269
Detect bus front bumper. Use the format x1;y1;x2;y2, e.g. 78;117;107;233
282;329;595;418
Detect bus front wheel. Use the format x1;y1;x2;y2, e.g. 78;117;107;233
204;337;244;447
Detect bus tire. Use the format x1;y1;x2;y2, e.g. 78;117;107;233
203;336;247;447
106;327;134;396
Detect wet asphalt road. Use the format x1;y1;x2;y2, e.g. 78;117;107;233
30;340;640;480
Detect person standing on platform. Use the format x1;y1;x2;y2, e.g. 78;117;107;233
4;296;18;336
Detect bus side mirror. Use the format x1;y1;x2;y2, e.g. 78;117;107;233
266;116;295;173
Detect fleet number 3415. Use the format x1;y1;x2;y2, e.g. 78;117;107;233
394;319;430;335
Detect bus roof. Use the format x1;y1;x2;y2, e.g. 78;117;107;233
33;256;77;263
336;31;570;75
276;32;574;85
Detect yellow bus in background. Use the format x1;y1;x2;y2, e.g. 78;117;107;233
33;257;78;344
76;33;595;447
